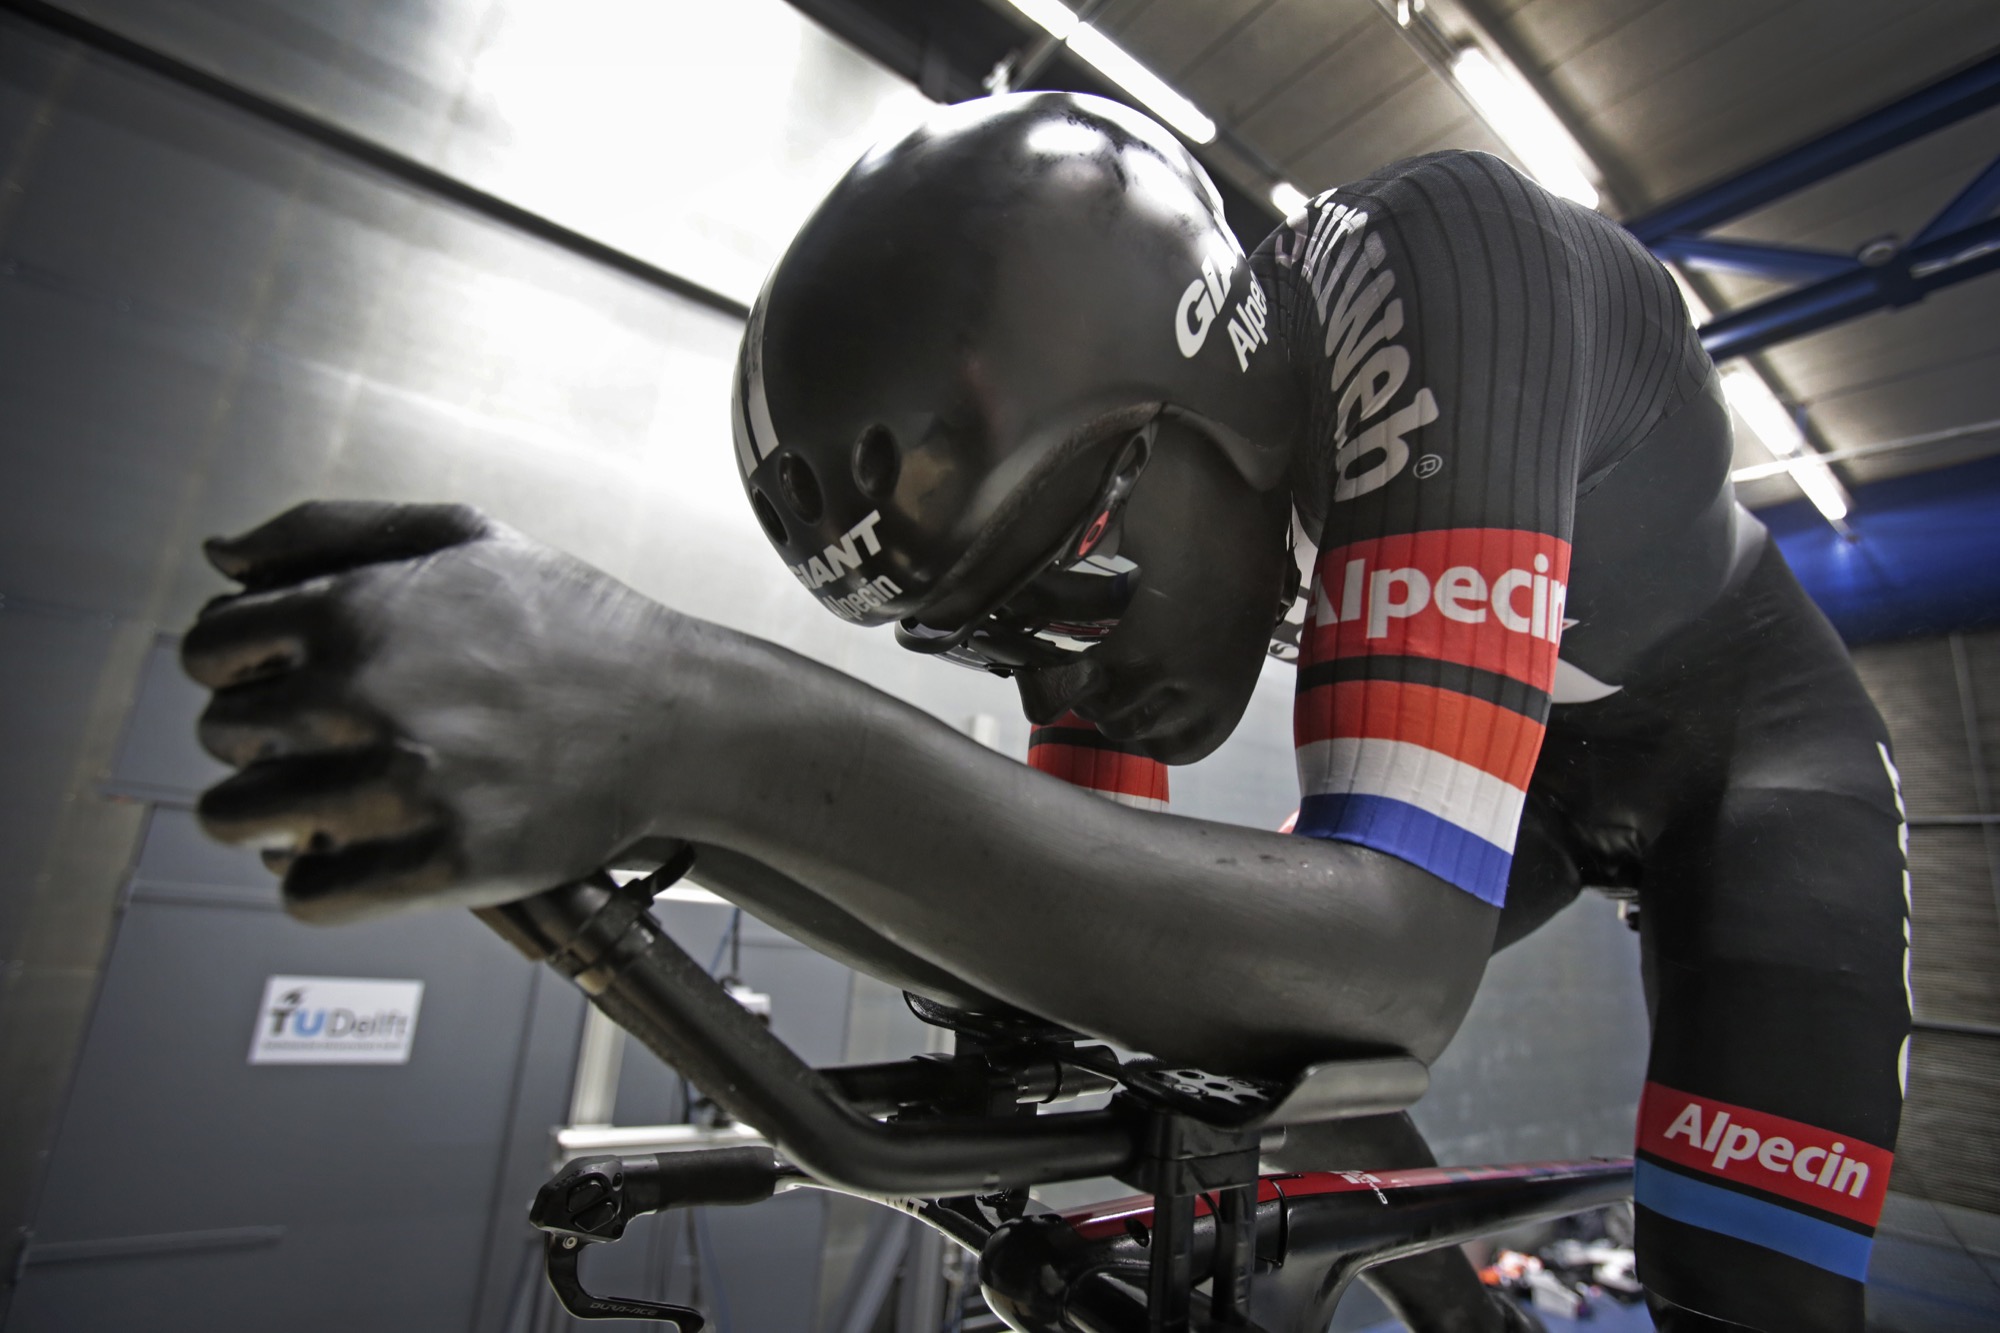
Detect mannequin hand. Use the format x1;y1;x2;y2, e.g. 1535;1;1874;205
182;501;688;923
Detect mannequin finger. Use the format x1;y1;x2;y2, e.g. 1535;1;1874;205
196;748;435;849
204;501;489;592
197;671;387;767
282;830;462;924
181;582;341;689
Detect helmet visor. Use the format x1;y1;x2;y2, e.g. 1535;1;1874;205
898;551;1142;673
895;431;1151;675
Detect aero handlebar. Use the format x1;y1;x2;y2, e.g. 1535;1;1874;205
478;865;1135;1195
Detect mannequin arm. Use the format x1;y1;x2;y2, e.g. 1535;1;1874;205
654;622;1496;1076
684;842;1005;1012
182;503;1494;1077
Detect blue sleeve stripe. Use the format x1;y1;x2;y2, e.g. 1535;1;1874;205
1294;793;1511;906
1635;1160;1873;1281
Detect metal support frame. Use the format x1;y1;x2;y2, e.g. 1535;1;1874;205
1625;52;2000;361
1696;214;2000;361
1627;52;2000;243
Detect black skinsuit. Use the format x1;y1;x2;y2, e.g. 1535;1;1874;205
1244;152;1907;1331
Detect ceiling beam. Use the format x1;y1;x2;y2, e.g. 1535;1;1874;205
1698;214;2000;361
1625;51;2000;244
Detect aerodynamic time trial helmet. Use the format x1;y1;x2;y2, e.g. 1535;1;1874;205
731;92;1297;669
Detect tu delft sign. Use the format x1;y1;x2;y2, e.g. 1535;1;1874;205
248;975;425;1065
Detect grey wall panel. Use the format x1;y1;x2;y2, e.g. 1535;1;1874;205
1963;629;2000;803
1415;895;1650;1166
1867;1193;2000;1333
1905;827;2000;1030
127;806;276;908
55;0;933;306
0;278;240;621
0;33;321;618
472;966;587;1333
698;1191;829;1331
1849;633;2000;1221
0;601;123;952
54;0;498;154
10;895;540;1332
107;637;228;803
1173;661;1301;830
1851;640;1981;814
1895;1029;2000;1218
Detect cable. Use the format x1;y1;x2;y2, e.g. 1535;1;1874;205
693;1208;737;1333
679;908;747;1127
707;908;744;978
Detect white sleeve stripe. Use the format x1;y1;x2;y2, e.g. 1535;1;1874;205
1296;736;1527;853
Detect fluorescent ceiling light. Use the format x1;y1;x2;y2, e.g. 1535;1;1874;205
1697;280;1850;530
1066;26;1216;142
1007;0;1079;39
1001;0;1217;143
1721;365;1850;523
1721;366;1806;457
1271;181;1310;216
1449;47;1598;209
1786;458;1853;523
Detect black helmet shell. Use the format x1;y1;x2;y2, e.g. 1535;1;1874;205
732;92;1297;627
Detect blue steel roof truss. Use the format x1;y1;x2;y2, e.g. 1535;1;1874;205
1624;52;2000;363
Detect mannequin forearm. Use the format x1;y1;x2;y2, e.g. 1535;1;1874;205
653;620;1496;1076
685;843;1004;1010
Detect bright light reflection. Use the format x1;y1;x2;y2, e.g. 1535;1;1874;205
1271;181;1310;217
1000;0;1217;143
1450;48;1599;209
1787;457;1852;524
1005;0;1081;39
1025;117;1107;159
460;0;933;304
1066;26;1217;143
1722;365;1850;523
1722;366;1806;457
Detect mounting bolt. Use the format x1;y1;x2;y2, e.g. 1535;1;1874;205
563;1236;579;1250
1856;235;1900;267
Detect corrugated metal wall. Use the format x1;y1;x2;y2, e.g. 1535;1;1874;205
1850;631;2000;1216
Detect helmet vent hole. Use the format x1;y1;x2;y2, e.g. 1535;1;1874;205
852;425;901;500
750;488;789;545
778;454;824;523
1116;431;1150;483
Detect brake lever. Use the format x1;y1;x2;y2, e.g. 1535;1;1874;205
529;1148;783;1326
544;1234;705;1328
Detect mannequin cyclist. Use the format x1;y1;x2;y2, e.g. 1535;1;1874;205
181;95;1909;1332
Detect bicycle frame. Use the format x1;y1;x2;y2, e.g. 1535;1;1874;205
481;854;1633;1333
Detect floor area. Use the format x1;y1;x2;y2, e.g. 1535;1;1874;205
1340;1192;2000;1332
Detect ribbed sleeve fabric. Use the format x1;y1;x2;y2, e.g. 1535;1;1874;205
1252;151;1706;905
1027;713;1169;811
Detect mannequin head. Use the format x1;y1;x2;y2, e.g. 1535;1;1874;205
733;92;1306;759
997;418;1298;762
